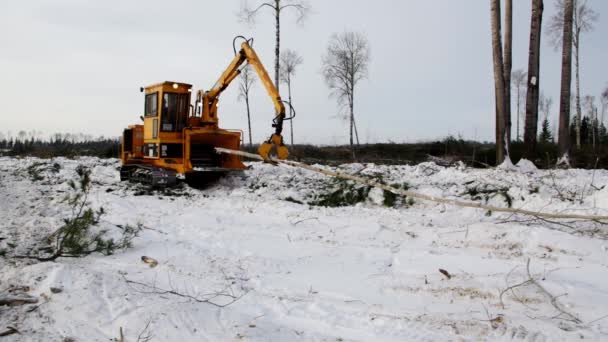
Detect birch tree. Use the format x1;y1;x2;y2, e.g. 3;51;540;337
512;69;527;141
583;95;597;148
540;93;553;123
279;49;303;146
238;65;256;147
239;0;310;92
322;31;370;155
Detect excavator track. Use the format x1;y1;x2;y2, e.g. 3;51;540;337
120;164;177;187
184;171;226;189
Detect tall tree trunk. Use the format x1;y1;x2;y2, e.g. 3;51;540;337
503;0;513;147
350;110;355;160
274;0;281;92
574;29;582;149
558;0;574;159
523;0;544;159
349;101;354;148
516;84;521;141
491;0;507;164
245;97;253;147
287;76;294;146
353;114;360;146
592;107;596;148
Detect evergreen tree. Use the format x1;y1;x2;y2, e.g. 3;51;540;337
580;116;590;145
539;118;553;144
599;123;608;145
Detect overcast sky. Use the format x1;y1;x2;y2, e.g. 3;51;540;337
1;0;606;144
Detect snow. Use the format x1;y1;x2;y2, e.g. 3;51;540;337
2;157;608;341
515;159;538;173
496;157;516;171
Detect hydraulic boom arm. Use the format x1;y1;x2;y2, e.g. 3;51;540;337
200;39;288;161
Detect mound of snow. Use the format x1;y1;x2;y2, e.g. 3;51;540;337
496;157;516;170
516;158;538;173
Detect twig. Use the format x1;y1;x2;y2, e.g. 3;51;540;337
137;320;153;342
587;314;608;326
500;258;582;324
524;259;582;323
123;276;246;308
496;215;608;239
291;217;319;225
480;303;504;330
499;278;533;309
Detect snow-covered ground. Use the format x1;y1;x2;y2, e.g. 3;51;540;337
2;157;608;341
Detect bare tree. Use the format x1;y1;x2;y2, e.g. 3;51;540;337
583;95;597;148
540;92;553;122
239;0;310;92
547;0;598;149
556;0;574;162
491;0;508;164
322;31;370;155
279;49;303;146
503;0;513;145
512;69;527;141
238;65;256;147
523;0;544;159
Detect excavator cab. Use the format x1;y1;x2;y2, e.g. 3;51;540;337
140;82;190;159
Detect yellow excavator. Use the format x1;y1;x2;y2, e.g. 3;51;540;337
120;37;291;186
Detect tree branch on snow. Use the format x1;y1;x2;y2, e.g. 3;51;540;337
497;214;608;239
136;320;154;342
122;275;247;308
500;258;582;324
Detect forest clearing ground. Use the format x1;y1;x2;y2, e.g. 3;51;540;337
1;157;608;341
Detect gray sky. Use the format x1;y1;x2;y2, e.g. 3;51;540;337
1;0;606;144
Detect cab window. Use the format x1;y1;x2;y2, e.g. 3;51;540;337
144;92;158;117
161;93;189;132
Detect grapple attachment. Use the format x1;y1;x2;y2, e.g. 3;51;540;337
258;133;289;162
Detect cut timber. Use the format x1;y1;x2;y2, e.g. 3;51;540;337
215;147;608;221
0;327;18;337
0;295;39;306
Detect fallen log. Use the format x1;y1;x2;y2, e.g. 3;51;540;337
0;295;39;306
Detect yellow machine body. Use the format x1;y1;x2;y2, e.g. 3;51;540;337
121;81;245;175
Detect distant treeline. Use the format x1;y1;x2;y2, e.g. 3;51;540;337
2;128;607;169
261;137;608;170
0;133;120;158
